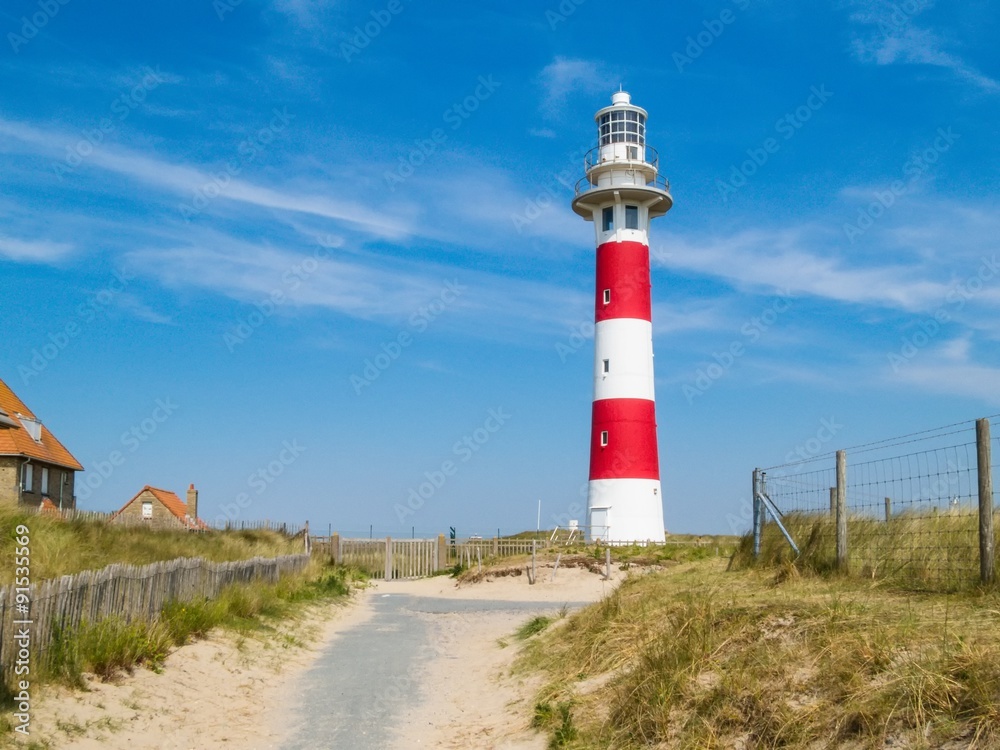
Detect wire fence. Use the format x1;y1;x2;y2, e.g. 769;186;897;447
753;416;997;591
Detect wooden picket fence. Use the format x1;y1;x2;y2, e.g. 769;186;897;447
0;554;309;678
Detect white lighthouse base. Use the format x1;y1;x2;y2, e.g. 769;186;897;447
587;478;665;544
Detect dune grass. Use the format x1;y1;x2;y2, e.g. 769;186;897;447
517;559;1000;749
0;506;303;585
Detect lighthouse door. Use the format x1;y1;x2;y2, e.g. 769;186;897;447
590;507;610;542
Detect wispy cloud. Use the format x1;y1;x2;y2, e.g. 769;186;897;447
0;235;74;264
661;227;951;312
0;117;415;240
539;57;616;118
889;337;1000;405
849;3;999;93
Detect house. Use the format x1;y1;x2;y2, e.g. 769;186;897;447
111;484;208;530
0;377;84;510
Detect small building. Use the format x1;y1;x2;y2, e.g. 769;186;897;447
112;484;208;530
0;377;84;510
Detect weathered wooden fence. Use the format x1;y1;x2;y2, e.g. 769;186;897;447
0;554;309;677
312;535;543;580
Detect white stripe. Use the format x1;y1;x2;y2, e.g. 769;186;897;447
588;478;665;543
593;318;656;402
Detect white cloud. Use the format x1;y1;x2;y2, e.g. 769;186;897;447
539;57;616;117
0;117;415;240
888;338;1000;405
850;4;999;93
659;227;952;312
0;235;73;264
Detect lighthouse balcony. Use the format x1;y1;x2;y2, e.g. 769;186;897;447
574;171;670;197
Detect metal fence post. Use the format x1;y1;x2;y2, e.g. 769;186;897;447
752;468;761;558
836;450;848;573
977;418;994;585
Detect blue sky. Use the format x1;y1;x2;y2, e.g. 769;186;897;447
1;0;998;536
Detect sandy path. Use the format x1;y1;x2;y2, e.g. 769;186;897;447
20;565;621;749
21;597;374;749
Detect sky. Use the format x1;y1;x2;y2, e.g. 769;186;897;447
0;0;998;537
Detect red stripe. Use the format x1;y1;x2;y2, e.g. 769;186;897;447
589;398;660;480
595;241;651;323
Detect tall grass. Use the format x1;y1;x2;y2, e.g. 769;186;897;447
730;510;988;591
0;507;302;584
518;560;1000;749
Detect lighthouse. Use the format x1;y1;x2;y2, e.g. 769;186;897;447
572;91;671;543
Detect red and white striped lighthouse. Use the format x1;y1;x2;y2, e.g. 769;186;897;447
572;91;671;543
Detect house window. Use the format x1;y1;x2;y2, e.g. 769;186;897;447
41;467;49;495
602;206;614;232
627;145;639;160
602;359;610;374
625;205;639;230
142;501;153;519
603;288;611;305
600;431;609;447
22;464;33;493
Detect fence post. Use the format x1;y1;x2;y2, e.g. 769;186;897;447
884;497;892;522
977;418;994;585
436;533;446;571
332;533;341;564
384;537;393;581
752;468;761;558
829;487;836;517
836;450;848;573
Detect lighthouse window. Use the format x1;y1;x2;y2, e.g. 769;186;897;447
625;205;639;230
602;207;614;232
601;431;609;447
602;359;610;374
603;288;611;305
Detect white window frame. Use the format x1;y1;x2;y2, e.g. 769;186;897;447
142;501;153;519
22;463;33;493
625;205;639;230
603;288;611;305
602;359;610;374
41;467;49;495
600;431;609;447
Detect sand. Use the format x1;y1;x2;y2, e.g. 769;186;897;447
19;564;622;749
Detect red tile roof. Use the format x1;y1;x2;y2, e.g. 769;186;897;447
0;378;84;471
113;485;209;530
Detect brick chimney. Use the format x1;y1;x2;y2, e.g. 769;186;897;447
187;483;198;520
